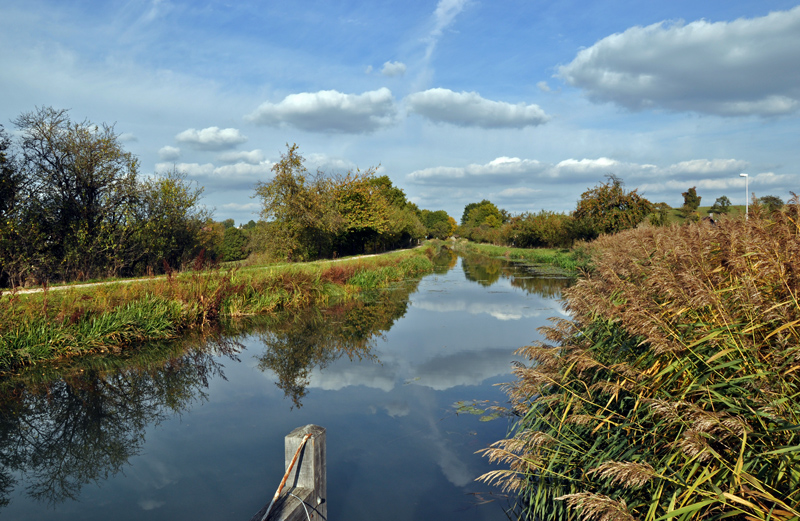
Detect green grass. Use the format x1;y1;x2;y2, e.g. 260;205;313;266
0;244;438;374
452;240;592;274
664;204;746;223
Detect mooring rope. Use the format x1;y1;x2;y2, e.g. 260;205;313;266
288;492;313;521
260;432;314;521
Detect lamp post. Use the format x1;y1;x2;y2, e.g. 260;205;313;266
739;173;748;220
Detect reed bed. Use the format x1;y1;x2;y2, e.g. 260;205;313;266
482;202;800;521
0;246;435;373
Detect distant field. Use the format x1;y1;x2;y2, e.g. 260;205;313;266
665;204;746;223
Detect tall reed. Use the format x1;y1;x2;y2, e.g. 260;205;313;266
482;200;800;521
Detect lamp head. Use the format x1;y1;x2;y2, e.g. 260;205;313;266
739;173;748;177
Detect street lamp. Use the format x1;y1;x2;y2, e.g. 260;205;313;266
739;173;748;220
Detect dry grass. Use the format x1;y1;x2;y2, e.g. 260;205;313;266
481;198;800;521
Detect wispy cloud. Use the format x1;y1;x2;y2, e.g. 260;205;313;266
425;0;469;63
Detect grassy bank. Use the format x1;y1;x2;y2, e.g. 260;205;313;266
451;239;592;274
482;209;800;520
0;246;436;374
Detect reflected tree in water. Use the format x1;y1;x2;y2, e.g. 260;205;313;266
461;254;573;298
0;336;241;509
461;254;504;286
508;275;572;298
254;283;418;408
431;247;458;275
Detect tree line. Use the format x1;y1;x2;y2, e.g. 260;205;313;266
458;175;791;249
458;175;653;248
0;108;456;288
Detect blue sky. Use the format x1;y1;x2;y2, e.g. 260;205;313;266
2;0;799;223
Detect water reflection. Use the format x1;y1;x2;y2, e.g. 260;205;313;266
0;338;241;509
461;253;572;297
0;250;569;519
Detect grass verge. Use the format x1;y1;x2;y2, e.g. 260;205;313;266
0;245;436;374
451;239;592;274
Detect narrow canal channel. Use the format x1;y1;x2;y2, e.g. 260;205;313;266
0;250;571;520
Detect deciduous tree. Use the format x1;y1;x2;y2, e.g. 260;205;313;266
573;175;653;239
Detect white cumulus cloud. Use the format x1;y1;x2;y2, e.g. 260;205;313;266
175;126;248;150
217;149;265;165
381;61;407;77
155;160;273;190
558;6;800;117
409;156;546;185
158;145;181;161
245;88;398;133
406;88;550;128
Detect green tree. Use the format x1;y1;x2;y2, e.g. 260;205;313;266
331;169;390;254
759;195;784;213
648;202;672;227
682;186;701;210
2;108;209;284
464;201;503;229
254;144;338;260
420;209;454;239
13;107;141;281
0;125;30;287
220;226;247;261
679;186;702;220
133;168;208;273
709;195;731;214
573;175;653;239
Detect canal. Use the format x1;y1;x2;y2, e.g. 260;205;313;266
0;250;571;520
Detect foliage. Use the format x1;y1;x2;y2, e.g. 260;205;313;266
220;226;247;261
459;200;507;243
573;175;653;239
253;144;337;260
679;187;702;221
648;202;672;226
132;167;208;272
759;195;784;213
420;209;456;239
709;195;731;215
0;107;208;287
253;144;424;260
482;201;800;521
682;186;702;210
502;211;574;248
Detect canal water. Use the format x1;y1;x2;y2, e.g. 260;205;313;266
0;251;571;520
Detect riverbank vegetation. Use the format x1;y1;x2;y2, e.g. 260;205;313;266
481;197;800;521
452;240;592;274
458;176;653;248
0;246;435;374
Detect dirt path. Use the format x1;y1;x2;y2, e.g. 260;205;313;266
5;249;415;296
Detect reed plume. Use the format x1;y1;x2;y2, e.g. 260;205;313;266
482;199;800;521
